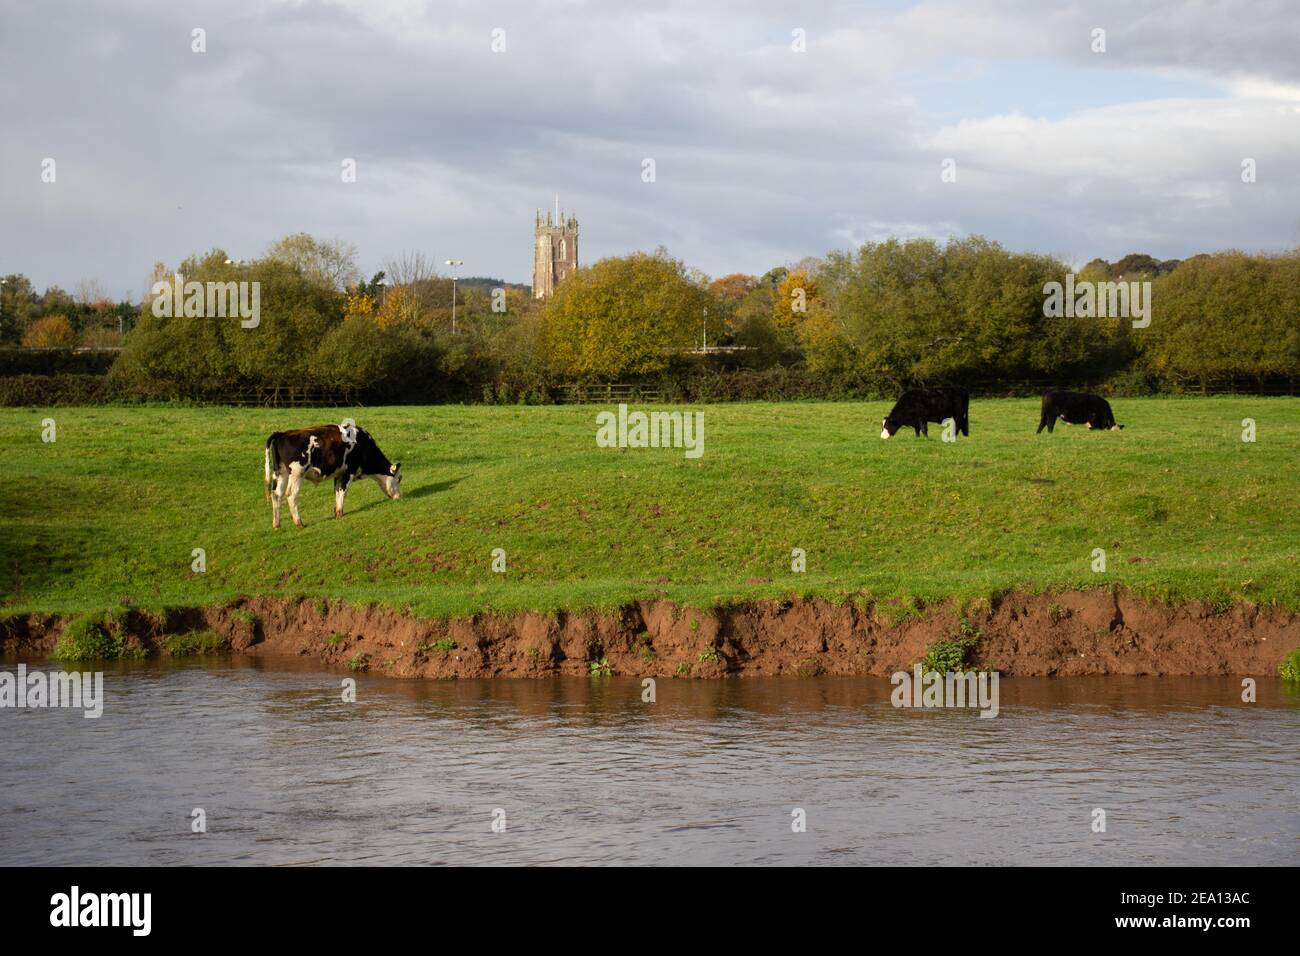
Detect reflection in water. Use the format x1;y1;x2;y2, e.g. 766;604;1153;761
2;655;1297;865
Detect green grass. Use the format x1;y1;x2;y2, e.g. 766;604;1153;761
417;638;457;654
2;398;1297;618
51;610;145;660
1281;649;1300;682
161;629;226;656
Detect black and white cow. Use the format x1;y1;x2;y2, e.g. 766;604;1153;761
263;419;401;529
1036;390;1123;433
881;386;970;438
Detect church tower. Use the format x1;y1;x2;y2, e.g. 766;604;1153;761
533;198;578;299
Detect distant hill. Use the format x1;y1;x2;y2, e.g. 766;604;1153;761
457;277;530;294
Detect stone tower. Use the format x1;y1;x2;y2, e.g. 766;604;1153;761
533;199;578;299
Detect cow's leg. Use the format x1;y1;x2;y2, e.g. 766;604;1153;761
286;467;306;528
271;470;284;529
334;474;351;519
918;419;927;437
1037;411;1049;434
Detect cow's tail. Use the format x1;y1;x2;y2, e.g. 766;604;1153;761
264;436;279;501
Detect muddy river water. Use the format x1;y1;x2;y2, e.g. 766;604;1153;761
2;657;1297;865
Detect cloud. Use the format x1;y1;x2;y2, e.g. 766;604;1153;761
1;0;1298;295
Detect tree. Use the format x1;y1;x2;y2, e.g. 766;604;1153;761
812;236;1126;388
22;315;76;347
74;278;107;304
709;273;758;302
264;233;361;290
774;270;822;345
542;251;711;378
0;274;38;343
1143;251;1300;386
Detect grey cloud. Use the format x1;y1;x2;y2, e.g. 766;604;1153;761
1;0;1297;296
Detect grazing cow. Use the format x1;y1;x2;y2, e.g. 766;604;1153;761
881;386;970;438
1036;390;1123;433
263;419;401;529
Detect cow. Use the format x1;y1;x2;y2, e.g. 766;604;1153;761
1036;390;1123;433
263;419;401;529
881;386;970;438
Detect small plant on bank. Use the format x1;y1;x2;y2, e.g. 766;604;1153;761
1048;603;1066;625
418;638;457;654
347;652;371;672
589;657;611;677
919;621;984;674
162;630;226;656
327;632;347;646
52;615;119;661
1280;649;1300;683
698;646;721;664
52;612;145;661
675;662;691;677
796;657;826;677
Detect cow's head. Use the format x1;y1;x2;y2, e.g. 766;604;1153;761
376;461;402;499
881;416;900;439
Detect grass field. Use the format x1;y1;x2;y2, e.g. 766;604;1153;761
2;398;1297;618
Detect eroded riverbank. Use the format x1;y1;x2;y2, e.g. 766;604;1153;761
3;589;1297;677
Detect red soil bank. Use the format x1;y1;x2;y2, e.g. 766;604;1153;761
3;589;1297;679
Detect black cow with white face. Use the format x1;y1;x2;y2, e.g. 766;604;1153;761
263;419;401;529
1036;390;1123;433
881;386;970;438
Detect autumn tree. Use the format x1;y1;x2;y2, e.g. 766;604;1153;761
773;269;823;345
542;251;711;378
22;314;76;348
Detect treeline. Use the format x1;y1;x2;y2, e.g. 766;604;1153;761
3;233;1298;406
0;276;135;349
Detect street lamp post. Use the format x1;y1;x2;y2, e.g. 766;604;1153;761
444;259;463;333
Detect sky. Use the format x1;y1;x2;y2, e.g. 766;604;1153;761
2;0;1299;298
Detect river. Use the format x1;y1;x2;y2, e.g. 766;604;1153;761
2;657;1297;865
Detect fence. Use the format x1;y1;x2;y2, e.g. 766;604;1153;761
558;383;663;404
204;385;361;408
